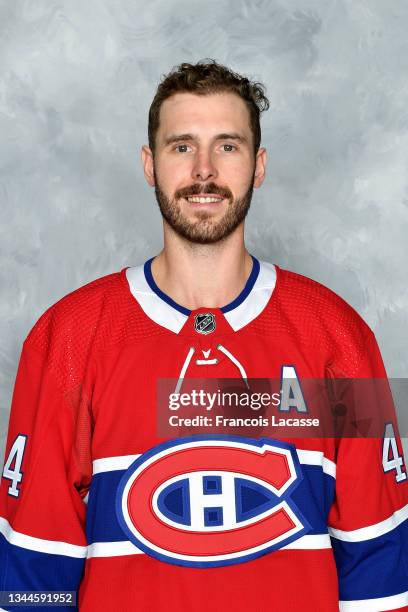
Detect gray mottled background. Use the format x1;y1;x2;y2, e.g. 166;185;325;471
1;0;408;462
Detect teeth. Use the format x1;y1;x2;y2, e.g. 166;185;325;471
186;196;223;203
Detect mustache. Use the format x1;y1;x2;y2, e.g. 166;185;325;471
177;183;232;199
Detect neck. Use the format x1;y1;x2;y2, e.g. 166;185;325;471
151;223;253;311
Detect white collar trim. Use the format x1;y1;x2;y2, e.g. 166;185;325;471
224;260;276;331
125;260;276;334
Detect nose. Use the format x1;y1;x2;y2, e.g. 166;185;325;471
192;149;218;182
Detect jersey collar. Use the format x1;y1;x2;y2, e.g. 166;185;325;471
125;255;276;333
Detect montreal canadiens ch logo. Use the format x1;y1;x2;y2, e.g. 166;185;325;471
115;436;310;568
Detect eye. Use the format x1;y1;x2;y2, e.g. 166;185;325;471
222;144;237;152
174;144;191;153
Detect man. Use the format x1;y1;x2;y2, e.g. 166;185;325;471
1;59;407;611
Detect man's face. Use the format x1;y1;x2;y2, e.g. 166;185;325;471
142;92;266;244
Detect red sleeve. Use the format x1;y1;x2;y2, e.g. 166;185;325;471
0;339;90;599
328;330;408;611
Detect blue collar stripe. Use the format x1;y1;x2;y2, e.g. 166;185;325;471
143;258;191;316
221;255;260;313
143;255;260;316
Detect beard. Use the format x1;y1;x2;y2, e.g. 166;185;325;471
153;169;256;245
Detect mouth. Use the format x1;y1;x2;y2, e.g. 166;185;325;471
182;195;227;206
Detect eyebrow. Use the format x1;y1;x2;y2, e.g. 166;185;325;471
163;132;248;146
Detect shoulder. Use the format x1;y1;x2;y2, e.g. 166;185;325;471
276;265;372;334
25;269;127;347
255;263;375;375
23;266;159;389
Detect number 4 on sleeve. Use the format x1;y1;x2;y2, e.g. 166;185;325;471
382;422;407;483
2;434;28;497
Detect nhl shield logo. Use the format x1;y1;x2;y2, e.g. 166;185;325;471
115;436;310;568
194;313;216;334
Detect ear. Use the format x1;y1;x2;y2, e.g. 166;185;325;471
253;147;267;188
141;145;155;187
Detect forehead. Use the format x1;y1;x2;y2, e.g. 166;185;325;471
157;92;251;139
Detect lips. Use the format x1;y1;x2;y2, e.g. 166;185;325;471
184;194;224;198
182;194;227;205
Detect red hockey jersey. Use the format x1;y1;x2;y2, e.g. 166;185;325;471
1;256;408;611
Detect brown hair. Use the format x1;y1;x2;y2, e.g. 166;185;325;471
148;59;270;156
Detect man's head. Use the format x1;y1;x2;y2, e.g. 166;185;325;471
141;59;269;244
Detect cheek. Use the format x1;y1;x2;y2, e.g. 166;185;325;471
155;156;191;180
220;162;253;189
155;165;185;192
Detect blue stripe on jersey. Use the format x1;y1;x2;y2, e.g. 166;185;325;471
0;533;83;611
292;465;335;527
86;471;125;542
332;516;408;601
86;464;335;543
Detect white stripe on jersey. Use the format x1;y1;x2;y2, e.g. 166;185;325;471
87;540;143;557
86;533;332;558
329;501;408;542
340;589;408;611
0;517;87;558
92;454;141;474
92;448;337;477
296;448;336;478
